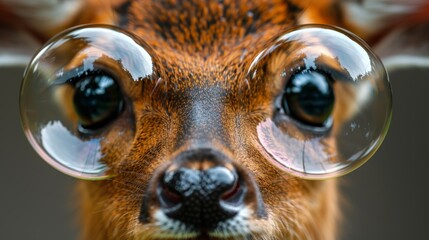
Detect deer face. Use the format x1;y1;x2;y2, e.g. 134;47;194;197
19;1;393;239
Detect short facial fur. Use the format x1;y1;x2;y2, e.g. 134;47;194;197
73;1;341;240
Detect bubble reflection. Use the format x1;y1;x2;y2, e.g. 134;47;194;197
251;25;392;179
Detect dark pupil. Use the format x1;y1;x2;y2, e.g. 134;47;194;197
283;71;335;127
73;74;123;129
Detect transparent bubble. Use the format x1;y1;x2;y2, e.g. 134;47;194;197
251;25;392;179
20;25;156;179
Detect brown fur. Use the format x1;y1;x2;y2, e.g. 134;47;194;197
56;0;345;239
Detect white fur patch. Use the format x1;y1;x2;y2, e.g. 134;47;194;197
153;207;253;239
153;210;198;239
382;55;429;71
210;207;252;238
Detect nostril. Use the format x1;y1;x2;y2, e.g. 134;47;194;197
158;183;182;209
158;171;184;209
221;180;240;201
206;166;242;198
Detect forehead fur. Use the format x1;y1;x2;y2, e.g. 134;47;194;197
114;0;302;88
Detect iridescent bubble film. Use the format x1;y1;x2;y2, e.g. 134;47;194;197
251;25;392;179
20;25;155;179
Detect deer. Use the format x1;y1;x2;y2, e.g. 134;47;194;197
1;0;429;239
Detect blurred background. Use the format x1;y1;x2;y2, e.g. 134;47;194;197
0;65;428;239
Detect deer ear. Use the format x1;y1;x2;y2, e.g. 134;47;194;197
0;0;84;36
0;27;40;67
0;0;84;67
374;22;429;71
0;0;118;67
340;0;429;71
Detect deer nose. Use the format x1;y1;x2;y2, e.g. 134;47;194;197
157;150;246;229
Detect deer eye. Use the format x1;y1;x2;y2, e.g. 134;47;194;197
73;73;123;131
282;70;334;128
248;25;392;179
20;25;157;179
